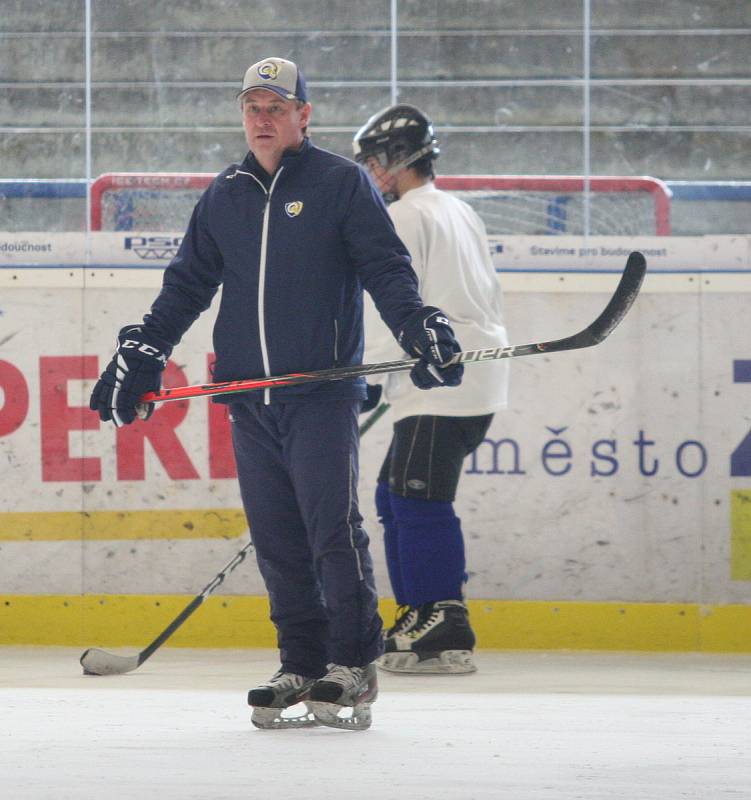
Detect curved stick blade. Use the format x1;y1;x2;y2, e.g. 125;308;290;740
581;250;647;344
80;647;140;676
540;250;647;354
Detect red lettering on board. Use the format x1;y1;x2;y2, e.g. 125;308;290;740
40;355;100;481
0;359;29;437
116;361;200;480
207;354;237;479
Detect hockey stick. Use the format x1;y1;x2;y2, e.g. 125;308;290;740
80;538;254;676
359;402;391;436
139;250;646;403
81;413;383;677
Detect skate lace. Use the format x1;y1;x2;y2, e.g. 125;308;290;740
406;606;442;638
321;663;364;687
386;605;418;636
265;669;309;691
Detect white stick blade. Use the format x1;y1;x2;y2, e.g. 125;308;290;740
80;648;140;676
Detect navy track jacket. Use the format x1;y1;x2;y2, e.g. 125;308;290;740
144;139;423;403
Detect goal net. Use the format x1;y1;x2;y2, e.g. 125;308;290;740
90;173;671;235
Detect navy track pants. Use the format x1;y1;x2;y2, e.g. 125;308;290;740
230;399;383;676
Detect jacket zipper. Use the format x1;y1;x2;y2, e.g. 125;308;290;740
241;168;284;405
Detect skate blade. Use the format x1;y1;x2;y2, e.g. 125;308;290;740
377;649;477;674
307;700;373;731
251;703;319;730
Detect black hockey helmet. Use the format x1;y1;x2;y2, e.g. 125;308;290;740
352;104;439;174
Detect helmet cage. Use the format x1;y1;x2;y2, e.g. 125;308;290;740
358;141;435;176
353;104;439;178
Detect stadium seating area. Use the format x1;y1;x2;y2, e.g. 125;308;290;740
1;1;749;232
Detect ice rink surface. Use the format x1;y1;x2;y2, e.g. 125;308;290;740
1;647;750;800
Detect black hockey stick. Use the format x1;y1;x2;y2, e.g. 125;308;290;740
80;539;254;676
80;253;645;675
359;402;391;436
81;411;381;676
140;251;647;406
355;254;643;438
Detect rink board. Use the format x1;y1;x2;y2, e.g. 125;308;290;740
2;594;751;652
1;233;751;650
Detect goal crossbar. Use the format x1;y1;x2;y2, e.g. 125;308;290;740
90;172;671;235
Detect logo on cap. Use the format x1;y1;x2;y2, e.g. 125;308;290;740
285;201;303;218
258;61;281;80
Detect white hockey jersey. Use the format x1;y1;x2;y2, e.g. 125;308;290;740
364;181;509;421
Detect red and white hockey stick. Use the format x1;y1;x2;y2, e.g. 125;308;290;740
140;251;646;407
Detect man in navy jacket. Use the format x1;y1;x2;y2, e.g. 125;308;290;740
90;57;463;731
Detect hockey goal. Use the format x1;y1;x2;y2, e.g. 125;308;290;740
90;172;671;235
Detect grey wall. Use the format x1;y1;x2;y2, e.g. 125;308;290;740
1;0;749;182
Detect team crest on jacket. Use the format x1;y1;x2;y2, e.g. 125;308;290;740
285;201;304;218
257;61;280;80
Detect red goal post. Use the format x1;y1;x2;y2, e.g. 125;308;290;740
90;172;671;235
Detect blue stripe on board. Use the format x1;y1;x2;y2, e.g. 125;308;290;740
495;268;751;274
1;180;750;203
0;181;87;199
733;361;751;382
666;182;751;202
0;263;166;270
1;265;750;274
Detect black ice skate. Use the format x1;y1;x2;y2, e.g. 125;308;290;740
247;669;318;729
378;599;477;674
306;663;378;731
384;605;419;639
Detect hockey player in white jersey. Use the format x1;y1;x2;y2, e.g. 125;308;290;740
353;104;510;674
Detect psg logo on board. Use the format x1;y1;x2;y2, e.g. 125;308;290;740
123;235;182;260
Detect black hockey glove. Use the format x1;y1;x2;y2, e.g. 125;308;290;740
398;306;464;390
361;383;383;413
89;325;172;427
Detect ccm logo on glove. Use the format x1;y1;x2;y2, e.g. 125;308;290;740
120;338;169;364
398;306;464;390
89;325;173;427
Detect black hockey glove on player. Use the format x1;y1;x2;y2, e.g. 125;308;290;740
361;383;383;413
398;306;464;390
89;325;172;427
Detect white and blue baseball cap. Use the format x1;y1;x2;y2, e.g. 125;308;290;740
238;57;308;103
